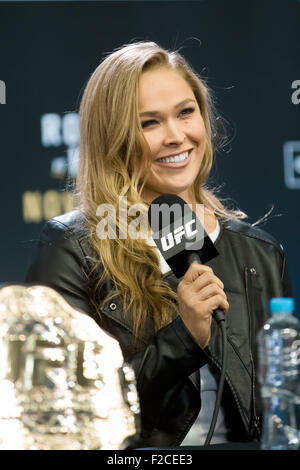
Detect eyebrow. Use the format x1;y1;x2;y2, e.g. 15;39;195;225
139;98;196;117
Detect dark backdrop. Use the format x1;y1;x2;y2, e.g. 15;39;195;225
0;0;299;316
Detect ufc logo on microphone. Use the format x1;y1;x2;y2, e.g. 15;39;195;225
161;219;197;251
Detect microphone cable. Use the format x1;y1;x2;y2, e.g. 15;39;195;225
187;254;228;446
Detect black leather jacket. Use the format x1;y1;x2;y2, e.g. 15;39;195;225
25;210;292;447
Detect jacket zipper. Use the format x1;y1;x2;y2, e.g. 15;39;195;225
245;267;261;440
226;336;252;378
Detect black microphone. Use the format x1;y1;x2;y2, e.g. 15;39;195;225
148;193;225;324
148;193;227;446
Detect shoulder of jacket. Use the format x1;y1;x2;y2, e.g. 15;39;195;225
42;210;89;243
221;218;284;252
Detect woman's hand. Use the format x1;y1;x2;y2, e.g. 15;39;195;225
177;263;229;349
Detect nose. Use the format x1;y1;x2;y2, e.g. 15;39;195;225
163;119;185;145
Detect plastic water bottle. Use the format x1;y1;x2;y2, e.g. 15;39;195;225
257;298;300;450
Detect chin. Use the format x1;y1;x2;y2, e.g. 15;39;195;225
166;183;195;197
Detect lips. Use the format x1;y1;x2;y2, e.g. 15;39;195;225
154;149;192;168
155;148;193;161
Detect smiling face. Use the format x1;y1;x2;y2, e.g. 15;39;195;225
138;67;207;205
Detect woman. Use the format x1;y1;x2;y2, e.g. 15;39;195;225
26;41;292;447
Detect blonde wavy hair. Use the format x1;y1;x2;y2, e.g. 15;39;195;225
76;40;245;346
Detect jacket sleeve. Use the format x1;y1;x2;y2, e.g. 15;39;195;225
129;317;207;432
25;219;208;431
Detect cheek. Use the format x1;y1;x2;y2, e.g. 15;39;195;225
191;117;206;142
140;136;158;180
143;131;161;155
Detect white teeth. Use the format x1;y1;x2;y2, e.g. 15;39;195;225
157;151;189;163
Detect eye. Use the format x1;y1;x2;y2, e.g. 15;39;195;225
141;119;157;129
179;107;195;117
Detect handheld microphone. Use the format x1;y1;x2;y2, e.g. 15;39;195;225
148;193;225;324
148;193;227;446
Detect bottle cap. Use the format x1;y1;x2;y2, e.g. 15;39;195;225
269;297;294;314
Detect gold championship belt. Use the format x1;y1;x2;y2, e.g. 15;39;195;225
0;285;140;450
